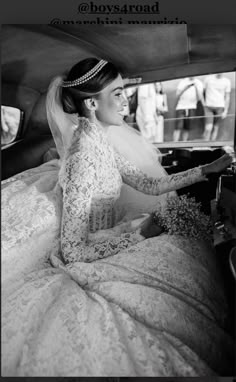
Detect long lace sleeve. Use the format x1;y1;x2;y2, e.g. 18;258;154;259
60;137;144;264
114;150;206;195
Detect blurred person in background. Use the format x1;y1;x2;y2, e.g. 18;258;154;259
124;86;138;129
136;83;157;142
203;73;231;141
173;77;204;142
154;82;168;142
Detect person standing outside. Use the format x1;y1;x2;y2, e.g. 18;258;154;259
173;77;204;142
136;83;157;142
154;82;168;142
203;73;231;141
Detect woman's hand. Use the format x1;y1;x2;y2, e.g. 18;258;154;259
139;213;164;239
202;153;232;175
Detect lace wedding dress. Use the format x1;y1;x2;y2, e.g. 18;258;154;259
2;118;233;376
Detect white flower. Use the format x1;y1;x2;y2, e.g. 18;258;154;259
154;194;212;241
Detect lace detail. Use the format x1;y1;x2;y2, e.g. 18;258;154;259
2;160;61;252
2;118;233;376
114;150;206;195
60;118;144;264
2;232;233;376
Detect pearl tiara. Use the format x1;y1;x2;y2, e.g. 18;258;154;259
61;59;108;88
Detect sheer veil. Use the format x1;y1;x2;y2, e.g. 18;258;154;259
107;122;167;177
107;123;176;221
46;76;78;160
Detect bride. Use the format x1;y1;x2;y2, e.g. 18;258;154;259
2;57;233;376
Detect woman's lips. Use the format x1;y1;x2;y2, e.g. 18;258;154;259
118;110;126;117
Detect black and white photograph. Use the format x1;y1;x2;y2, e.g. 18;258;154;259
1;23;236;377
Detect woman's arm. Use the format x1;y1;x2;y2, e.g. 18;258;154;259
61;143;144;264
114;150;206;195
114;150;232;196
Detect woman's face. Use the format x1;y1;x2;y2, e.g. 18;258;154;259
95;74;128;127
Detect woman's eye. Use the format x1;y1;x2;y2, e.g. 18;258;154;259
115;93;122;98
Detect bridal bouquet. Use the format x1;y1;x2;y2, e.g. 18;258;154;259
153;194;213;241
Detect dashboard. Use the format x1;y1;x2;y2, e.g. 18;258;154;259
211;167;236;337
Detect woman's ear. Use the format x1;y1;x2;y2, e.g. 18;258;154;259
84;98;98;111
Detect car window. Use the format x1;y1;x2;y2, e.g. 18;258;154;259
124;71;235;146
1;105;24;146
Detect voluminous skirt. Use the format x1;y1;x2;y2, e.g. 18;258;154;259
2;161;234;376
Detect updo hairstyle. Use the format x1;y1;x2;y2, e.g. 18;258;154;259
61;58;119;116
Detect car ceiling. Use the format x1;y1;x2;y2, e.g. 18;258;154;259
2;24;236;93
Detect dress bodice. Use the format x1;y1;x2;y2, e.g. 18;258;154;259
59;118;206;264
88;122;123;232
59;119;123;233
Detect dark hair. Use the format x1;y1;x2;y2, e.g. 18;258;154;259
61;58;120;115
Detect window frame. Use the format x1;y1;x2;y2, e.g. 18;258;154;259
1;105;25;148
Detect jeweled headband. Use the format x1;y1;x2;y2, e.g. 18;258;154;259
61;59;108;88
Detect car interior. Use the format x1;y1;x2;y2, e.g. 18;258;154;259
2;24;236;364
